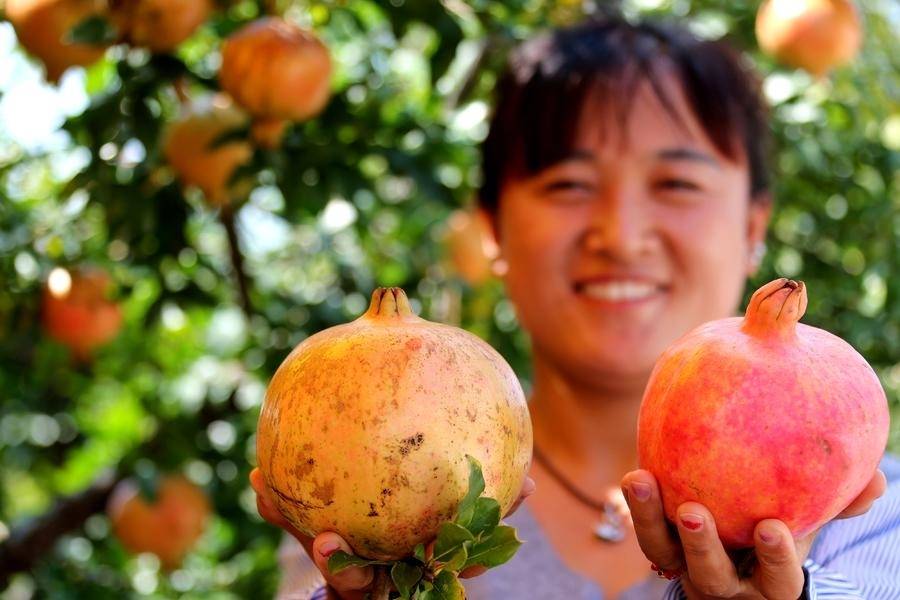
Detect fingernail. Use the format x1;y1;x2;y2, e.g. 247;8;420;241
630;482;651;502
319;541;341;557
759;527;780;545
680;513;703;531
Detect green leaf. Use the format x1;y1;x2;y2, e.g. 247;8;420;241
66;15;118;45
432;522;474;563
465;496;501;538
413;579;433;599
462;525;522;570
439;544;468;574
391;562;423;600
413;543;426;563
454;455;485;527
326;551;388;574
417;570;466;600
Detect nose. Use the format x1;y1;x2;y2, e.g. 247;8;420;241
581;182;655;260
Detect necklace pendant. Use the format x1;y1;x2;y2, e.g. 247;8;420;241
594;519;626;543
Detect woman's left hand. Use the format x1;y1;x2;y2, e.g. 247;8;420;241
620;469;887;599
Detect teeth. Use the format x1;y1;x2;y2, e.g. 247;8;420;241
580;281;658;301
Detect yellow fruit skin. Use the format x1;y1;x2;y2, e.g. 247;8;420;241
257;291;532;560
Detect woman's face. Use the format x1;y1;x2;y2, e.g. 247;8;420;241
490;75;771;387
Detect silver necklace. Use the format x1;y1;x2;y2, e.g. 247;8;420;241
532;445;629;543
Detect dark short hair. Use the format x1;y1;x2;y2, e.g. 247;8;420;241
478;17;771;213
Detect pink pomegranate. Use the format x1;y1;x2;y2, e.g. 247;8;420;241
638;278;889;547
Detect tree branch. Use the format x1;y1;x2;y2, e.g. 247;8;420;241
219;205;254;318
0;470;123;589
0;390;241;586
445;34;504;111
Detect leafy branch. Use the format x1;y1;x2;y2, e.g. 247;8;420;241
327;456;522;600
218;205;254;319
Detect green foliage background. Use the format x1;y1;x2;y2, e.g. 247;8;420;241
0;0;898;597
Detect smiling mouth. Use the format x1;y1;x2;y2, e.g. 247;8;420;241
574;280;668;302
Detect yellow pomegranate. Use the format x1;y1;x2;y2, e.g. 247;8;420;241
444;208;497;286
109;0;212;53
107;475;210;569
162;96;253;206
257;288;532;560
220;17;332;147
42;266;122;360
756;0;862;77
6;0;109;83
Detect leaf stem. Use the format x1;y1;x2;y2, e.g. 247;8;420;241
371;565;392;600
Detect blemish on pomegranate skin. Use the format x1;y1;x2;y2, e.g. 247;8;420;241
398;432;425;456
406;338;422;351
311;479;336;504
367;502;379;517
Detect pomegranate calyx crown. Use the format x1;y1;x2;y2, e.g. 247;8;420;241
741;278;808;339
365;287;417;319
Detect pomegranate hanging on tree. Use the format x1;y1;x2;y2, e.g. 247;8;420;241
219;17;333;148
756;0;862;77
162;95;253;206
6;0;109;83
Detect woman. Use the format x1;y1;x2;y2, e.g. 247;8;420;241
250;16;899;599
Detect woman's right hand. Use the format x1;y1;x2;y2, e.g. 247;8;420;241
250;468;535;600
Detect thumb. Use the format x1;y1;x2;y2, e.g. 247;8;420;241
312;532;375;595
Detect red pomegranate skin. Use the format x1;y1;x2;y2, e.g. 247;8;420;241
638;279;889;547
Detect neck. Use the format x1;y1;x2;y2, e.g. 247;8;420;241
528;354;647;492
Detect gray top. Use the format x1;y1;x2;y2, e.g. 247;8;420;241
462;504;670;599
276;503;671;599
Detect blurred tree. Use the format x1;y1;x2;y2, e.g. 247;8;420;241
0;0;897;597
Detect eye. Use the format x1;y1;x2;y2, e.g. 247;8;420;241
656;178;701;191
544;180;595;193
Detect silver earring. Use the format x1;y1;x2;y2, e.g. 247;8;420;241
752;242;767;266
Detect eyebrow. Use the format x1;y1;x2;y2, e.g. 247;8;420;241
555;149;596;165
554;147;720;167
656;148;721;167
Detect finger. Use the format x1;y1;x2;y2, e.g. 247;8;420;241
836;470;887;519
312;532;374;594
753;519;804;600
250;468;288;526
793;526;821;563
621;470;683;572
674;503;740;598
249;468;314;548
504;476;536;517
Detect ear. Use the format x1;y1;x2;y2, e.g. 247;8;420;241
747;193;773;276
475;206;500;260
